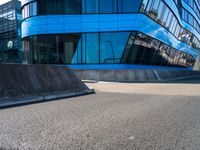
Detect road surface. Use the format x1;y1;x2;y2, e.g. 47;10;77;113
0;77;200;150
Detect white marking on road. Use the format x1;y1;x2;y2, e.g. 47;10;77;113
129;136;135;140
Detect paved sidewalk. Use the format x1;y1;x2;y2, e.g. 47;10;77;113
86;79;200;96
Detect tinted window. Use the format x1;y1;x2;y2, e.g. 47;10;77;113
100;32;129;63
99;0;117;13
82;33;99;63
118;0;143;13
82;0;99;13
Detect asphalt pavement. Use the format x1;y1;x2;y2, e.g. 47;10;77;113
0;77;200;150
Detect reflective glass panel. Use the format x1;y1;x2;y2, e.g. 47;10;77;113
82;33;99;63
100;32;129;64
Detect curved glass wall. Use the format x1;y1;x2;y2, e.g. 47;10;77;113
22;1;37;19
21;0;200;51
183;0;200;19
141;0;200;50
22;0;143;17
38;0;82;15
123;33;195;67
182;8;200;33
21;0;200;68
22;32;196;68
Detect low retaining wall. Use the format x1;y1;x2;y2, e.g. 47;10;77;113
0;64;94;108
75;69;200;82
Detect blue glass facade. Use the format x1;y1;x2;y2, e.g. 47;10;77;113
21;0;200;69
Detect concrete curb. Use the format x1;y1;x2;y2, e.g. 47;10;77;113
75;69;200;83
0;89;95;109
154;75;200;83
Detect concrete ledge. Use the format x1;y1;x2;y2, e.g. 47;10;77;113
0;64;94;108
0;89;94;109
75;69;200;83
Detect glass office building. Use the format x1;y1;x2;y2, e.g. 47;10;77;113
0;0;22;63
21;0;200;69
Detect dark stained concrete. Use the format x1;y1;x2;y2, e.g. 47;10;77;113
0;64;94;108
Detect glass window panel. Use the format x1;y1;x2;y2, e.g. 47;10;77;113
145;0;153;14
24;5;27;18
64;0;82;14
118;0;143;13
171;19;177;35
62;34;81;64
83;0;99;13
152;0;160;10
157;1;164;23
72;37;82;64
140;0;149;12
166;11;172;29
162;7;169;26
82;33;99;64
29;3;33;16
32;2;37;16
169;15;175;33
99;0;117;13
100;32;129;64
